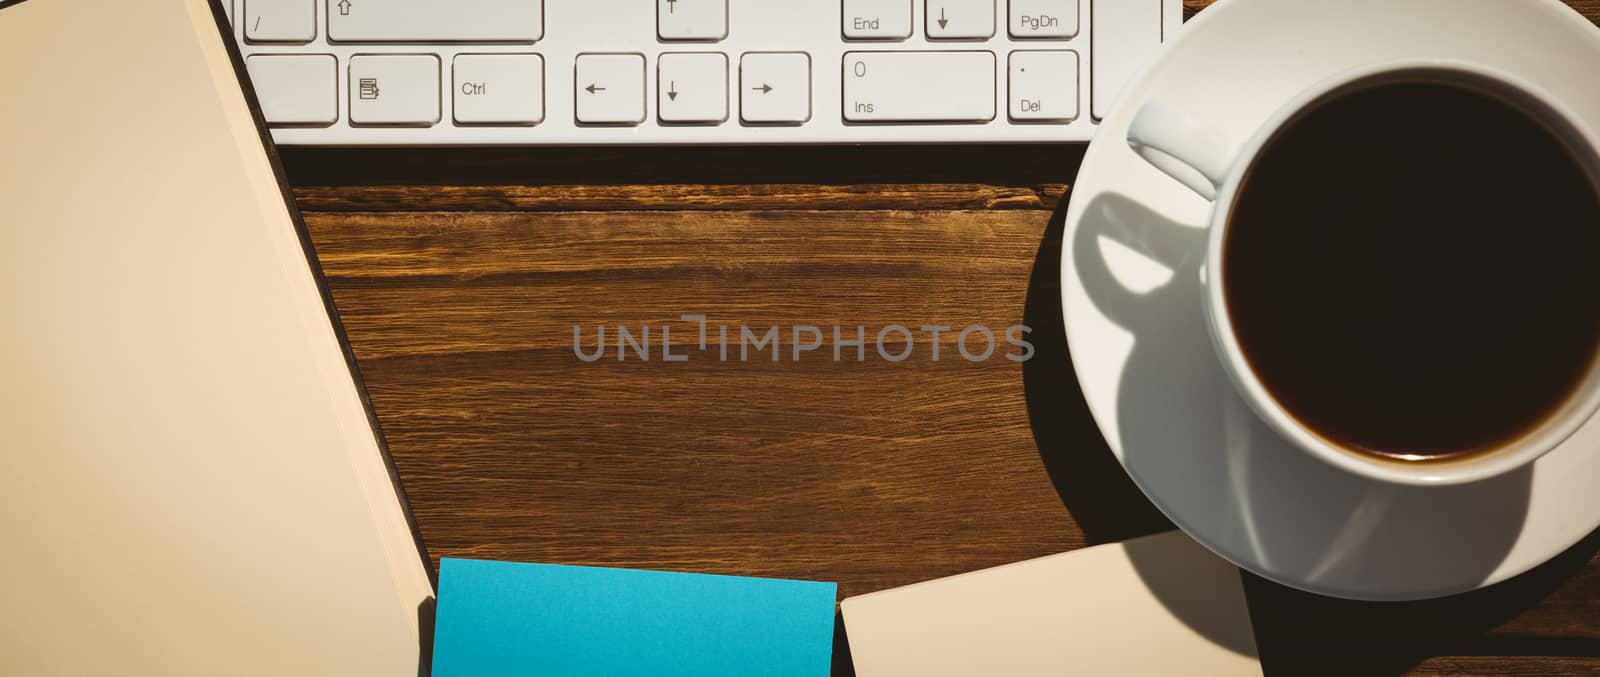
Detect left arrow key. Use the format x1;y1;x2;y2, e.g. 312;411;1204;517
575;53;646;125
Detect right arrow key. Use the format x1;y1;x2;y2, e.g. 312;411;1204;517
739;52;811;124
926;0;995;40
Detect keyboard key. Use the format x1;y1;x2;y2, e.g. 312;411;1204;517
453;54;544;125
244;0;315;43
925;0;995;40
1091;0;1161;120
228;0;1178;145
1009;0;1078;39
1009;50;1077;121
327;0;543;43
658;0;728;41
842;0;912;40
575;54;646;125
246;55;337;126
843;51;995;122
349;55;441;126
659;53;729;124
740;52;812;124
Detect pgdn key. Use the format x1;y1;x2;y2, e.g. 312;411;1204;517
843;51;996;123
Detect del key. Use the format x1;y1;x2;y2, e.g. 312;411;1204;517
843;51;996;123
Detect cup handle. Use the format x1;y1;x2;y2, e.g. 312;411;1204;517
1125;101;1238;202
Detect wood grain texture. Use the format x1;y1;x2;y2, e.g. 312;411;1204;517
305;205;1088;594
1407;656;1600;677
286;3;1600;675
294;183;1071;212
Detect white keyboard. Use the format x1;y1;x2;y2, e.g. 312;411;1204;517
227;1;1182;146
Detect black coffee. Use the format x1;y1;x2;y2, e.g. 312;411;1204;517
1224;80;1600;461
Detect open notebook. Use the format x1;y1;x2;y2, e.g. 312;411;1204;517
0;0;435;674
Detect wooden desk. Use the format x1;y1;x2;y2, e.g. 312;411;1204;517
284;3;1599;673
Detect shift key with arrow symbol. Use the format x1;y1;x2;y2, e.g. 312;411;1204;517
927;1;995;39
325;0;541;42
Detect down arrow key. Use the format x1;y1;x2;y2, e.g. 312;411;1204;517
658;53;729;124
927;2;995;39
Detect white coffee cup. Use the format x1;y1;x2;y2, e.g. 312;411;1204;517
1125;59;1600;486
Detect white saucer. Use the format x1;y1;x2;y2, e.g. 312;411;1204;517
1062;0;1600;601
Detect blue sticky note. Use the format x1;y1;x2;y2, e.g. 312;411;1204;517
432;558;837;676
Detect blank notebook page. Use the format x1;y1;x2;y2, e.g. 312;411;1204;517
0;0;433;674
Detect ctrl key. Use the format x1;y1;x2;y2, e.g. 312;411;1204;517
454;54;545;125
245;54;336;126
